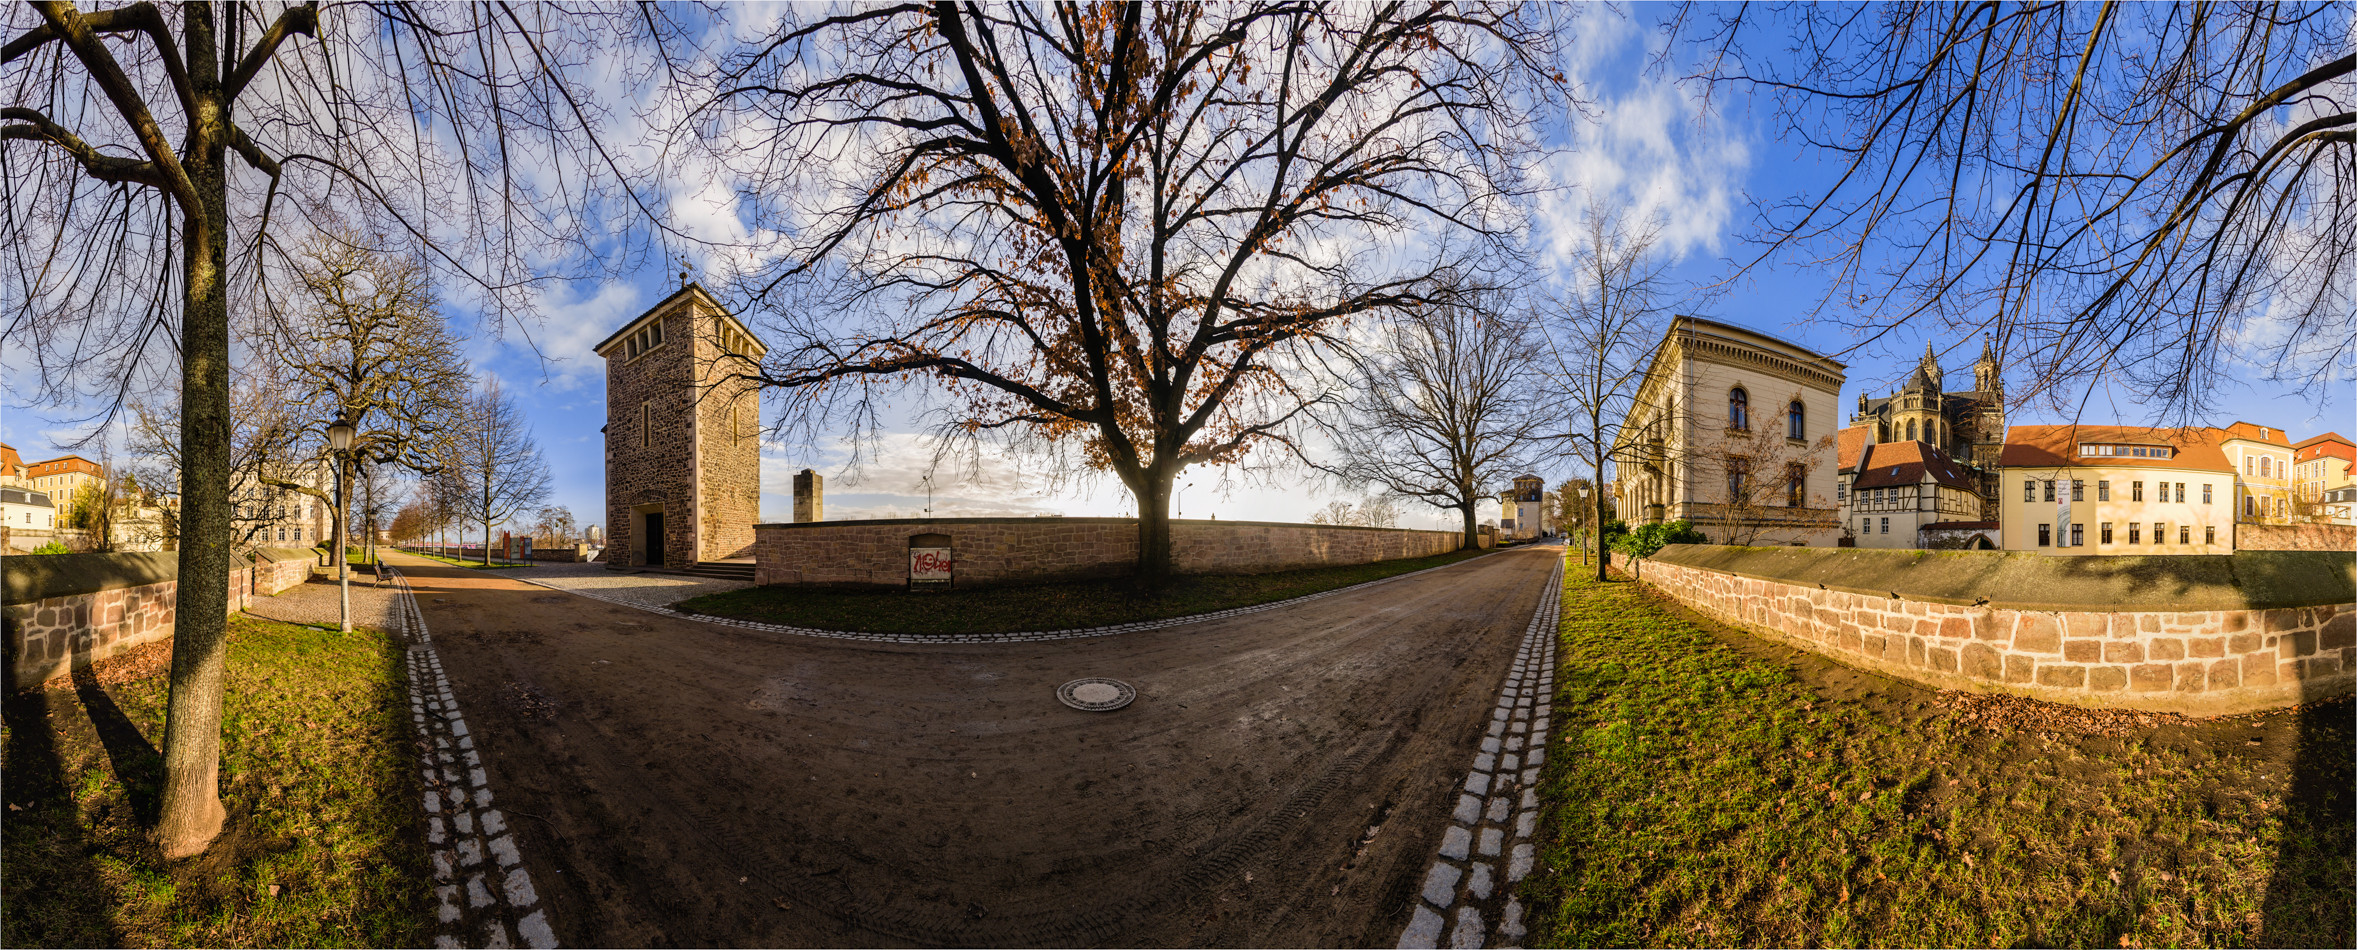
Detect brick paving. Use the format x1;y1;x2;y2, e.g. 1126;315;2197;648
242;572;405;631
1399;558;1562;950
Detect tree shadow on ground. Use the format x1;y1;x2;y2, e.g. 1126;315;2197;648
2258;687;2354;947
71;655;164;824
1;683;127;947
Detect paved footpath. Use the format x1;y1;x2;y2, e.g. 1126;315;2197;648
371;545;1565;946
1399;558;1561;949
387;566;560;949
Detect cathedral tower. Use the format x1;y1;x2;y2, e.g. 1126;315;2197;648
596;282;767;569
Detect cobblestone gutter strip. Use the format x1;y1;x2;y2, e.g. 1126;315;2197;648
1398;559;1562;950
389;567;560;949
503;547;1525;646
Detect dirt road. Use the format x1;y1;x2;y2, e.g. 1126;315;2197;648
385;543;1562;947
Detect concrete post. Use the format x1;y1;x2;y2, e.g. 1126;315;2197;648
793;469;823;523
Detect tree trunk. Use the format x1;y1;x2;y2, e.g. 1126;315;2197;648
1460;502;1479;550
483;520;493;567
1134;473;1175;589
1593;439;1610;582
156;6;229;860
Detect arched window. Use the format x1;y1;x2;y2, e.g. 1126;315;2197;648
1729;388;1749;429
1786;464;1807;507
1788;401;1805;440
1906;419;1917;442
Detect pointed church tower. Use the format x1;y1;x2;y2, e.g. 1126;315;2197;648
1972;335;2002;394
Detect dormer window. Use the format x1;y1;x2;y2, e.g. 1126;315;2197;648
2078;443;2172;459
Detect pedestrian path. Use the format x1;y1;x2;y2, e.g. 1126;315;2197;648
1398;558;1561;949
388;566;561;949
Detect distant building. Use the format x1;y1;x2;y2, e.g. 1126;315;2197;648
1846;339;2007;519
1497;474;1549;540
1611;316;1847;546
0;443;28;487
234;461;331;547
597;281;767;569
1996;425;2235;554
18;453;102;521
2217;422;2294;525
1836;439;1989;548
1;486;57;532
2292;431;2352;510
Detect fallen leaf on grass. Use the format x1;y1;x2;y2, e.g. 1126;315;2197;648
1961;853;1975;868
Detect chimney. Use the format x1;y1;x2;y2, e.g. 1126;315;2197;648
793;469;824;523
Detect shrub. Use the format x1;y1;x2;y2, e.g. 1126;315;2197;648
1608;519;1707;559
30;539;72;555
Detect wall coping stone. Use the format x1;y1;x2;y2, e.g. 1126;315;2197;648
4;551;180;604
1647;544;2355;611
753;515;1461;535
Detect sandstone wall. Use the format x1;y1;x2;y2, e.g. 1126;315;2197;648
1632;545;2353;715
754;518;1464;588
2239;522;2357;552
4;549;319;690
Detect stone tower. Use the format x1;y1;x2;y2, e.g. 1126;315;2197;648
595;283;767;569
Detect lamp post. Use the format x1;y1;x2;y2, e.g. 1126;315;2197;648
326;411;355;634
1577;485;1590;566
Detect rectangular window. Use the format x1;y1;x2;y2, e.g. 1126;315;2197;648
2070;523;2083;546
2202;483;2212;504
2179;525;2190;545
2024;480;2035;502
2038;524;2051;546
2098;480;2109;501
2101;522;2113;544
2175;483;2185;503
1880;517;1889;535
2043;481;2056;502
2154;522;2166;544
2071;480;2084;502
2129;523;2142;544
1836;480;1846;503
2132;481;2144;502
2205;525;2216;545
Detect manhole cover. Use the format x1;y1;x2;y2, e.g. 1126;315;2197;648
1057;678;1136;712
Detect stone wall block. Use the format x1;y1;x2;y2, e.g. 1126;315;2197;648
2228;631;2261;654
2278;630;2317;659
1977;609;2015;642
2063;639;2101;662
2321;611;2355;652
1929;646;1960;673
2188;637;2225;659
2173;662;2207;692
2013;615;2062;654
2206;659;2241;691
2088;666;2127;692
2128;663;2173;691
1906;636;1927;667
2037;665;2086;688
2242;653;2278;686
1938;616;1972;640
1961;642;2002;679
2004;654;2036;684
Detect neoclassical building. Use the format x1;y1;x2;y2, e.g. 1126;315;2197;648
1847;339;2008;517
1611;316;1847;546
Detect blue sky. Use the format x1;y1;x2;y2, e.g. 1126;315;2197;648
5;7;2344;536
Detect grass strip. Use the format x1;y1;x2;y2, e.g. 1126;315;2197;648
390;548;534;570
2;616;430;948
1526;568;2352;948
676;547;1494;635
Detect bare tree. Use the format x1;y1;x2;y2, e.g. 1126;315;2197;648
1318;286;1546;547
1686;3;2356;420
528;506;578;547
261;235;468;581
126;372;305;549
1688;391;1839;546
687;3;1566;585
1537;203;1673;580
2;2;646;856
445;379;552;567
1306;495;1401;528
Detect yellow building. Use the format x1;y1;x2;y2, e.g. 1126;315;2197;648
23;454;103;521
2218;422;2294;524
1611;316;1847;546
2293;432;2354;506
1996;425;2235;554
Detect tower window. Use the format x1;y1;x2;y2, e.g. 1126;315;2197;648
1906;419;1917;441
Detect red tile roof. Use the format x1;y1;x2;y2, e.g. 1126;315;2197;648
2294;432;2354;463
1836;425;1871;474
1998;425;2232;473
1852;440;1978;492
2220;421;2289;445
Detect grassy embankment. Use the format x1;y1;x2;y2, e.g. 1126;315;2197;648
677;546;1494;635
384;547;533;570
2;616;430;947
1526;568;2353;948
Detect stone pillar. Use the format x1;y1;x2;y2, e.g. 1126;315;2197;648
793;469;823;523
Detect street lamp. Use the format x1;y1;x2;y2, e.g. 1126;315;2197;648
326;411;355;634
1576;485;1591;566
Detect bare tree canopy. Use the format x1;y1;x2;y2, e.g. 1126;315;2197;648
1537;202;1672;580
1317;285;1545;547
444;378;553;568
688;2;1566;582
1688;2;2355;419
2;1;636;857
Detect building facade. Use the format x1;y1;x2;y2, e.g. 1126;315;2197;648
1995;425;2235;554
2292;432;2353;508
598;283;767;569
1846;339;2007;518
2218;422;2294;525
2;487;57;532
234;461;331;547
1497;474;1549;540
1836;439;1989;548
14;453;103;522
1611;316;1847;546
